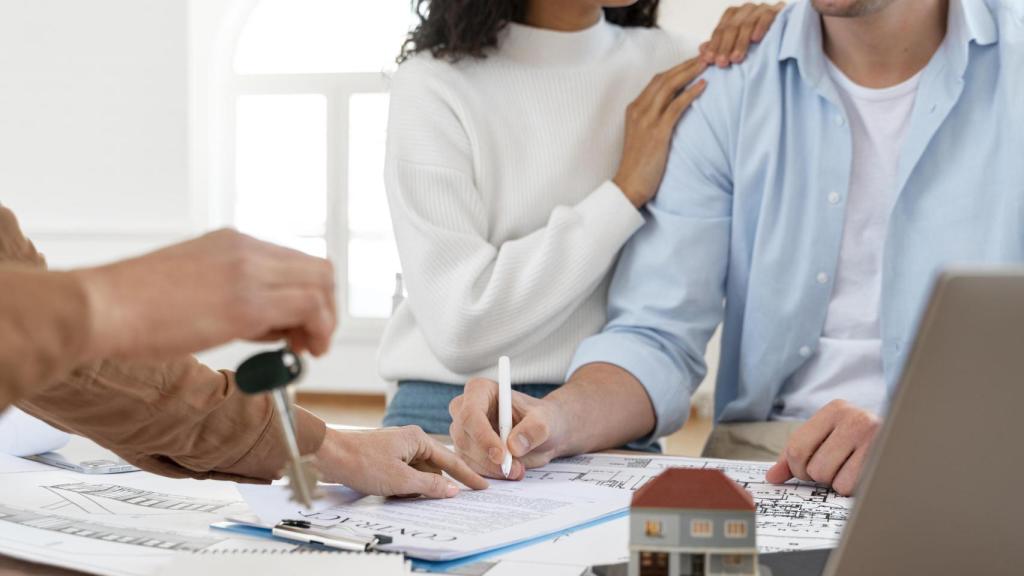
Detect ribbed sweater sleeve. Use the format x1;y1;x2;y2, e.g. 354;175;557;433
384;61;645;374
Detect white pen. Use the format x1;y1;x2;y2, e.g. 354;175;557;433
498;356;512;478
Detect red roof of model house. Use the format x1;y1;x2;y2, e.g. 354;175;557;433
631;468;755;511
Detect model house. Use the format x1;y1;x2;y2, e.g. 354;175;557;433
629;468;758;576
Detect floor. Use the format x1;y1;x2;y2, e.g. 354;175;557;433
296;393;714;457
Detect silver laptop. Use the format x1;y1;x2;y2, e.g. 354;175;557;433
815;269;1024;575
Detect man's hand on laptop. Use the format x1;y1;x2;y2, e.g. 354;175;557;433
765;400;881;496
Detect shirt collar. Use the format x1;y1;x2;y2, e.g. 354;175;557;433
778;0;999;89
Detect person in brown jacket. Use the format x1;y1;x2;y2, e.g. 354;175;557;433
0;203;486;498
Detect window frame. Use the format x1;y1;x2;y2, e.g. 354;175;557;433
690;518;714;538
644;519;664;538
724;519;748;539
228;72;392;343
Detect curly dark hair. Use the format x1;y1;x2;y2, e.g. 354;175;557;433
398;0;660;64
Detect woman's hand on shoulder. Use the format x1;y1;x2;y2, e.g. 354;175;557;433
614;58;708;208
700;2;786;68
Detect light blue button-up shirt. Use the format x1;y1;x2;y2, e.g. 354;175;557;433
569;0;1024;440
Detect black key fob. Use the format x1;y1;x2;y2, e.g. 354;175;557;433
235;348;303;395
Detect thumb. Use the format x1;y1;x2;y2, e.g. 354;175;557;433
765;453;794;484
508;412;551;459
392;466;460;499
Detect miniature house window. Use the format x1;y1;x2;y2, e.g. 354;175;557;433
639;551;669;576
725;520;749;538
690;519;713;538
644;520;664;538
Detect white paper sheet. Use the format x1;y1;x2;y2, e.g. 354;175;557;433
0;408;70;456
523;453;851;553
0;452;59;475
238;477;630;562
0;469;293;576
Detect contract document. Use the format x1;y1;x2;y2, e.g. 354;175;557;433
238;477;630;561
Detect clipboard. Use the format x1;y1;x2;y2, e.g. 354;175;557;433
211;509;628;572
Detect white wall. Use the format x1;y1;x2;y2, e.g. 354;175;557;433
0;0;198;269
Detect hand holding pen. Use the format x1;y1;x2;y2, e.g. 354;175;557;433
449;356;570;480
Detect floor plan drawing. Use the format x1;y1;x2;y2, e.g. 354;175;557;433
41;481;241;516
0;504;221;552
525;453;852;552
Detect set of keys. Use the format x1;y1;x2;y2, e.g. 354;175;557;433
235;348;321;509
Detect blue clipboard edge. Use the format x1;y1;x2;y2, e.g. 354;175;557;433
211;508;628;572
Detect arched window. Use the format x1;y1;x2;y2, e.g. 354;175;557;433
230;0;415;340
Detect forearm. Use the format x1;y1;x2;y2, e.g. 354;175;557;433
17;357;326;482
548;362;657;457
396;179;644;372
0;268;94;411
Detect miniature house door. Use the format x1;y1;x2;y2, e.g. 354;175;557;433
639;551;669;576
691;553;706;576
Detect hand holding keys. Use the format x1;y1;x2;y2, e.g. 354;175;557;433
236;348;320;508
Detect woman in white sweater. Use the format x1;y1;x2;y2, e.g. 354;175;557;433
380;1;781;460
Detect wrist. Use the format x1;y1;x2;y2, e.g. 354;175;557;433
66;266;116;361
612;174;646;209
314;428;358;485
543;390;587;457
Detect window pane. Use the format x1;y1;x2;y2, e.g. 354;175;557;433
348;93;399;319
235;94;327;257
235;0;417;74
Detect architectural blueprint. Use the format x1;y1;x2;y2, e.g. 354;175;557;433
524;453;851;553
0;470;293;576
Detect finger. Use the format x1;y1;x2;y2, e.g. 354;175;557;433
650;59;707;114
698;42;716;65
804;431;856;486
765;453;793;484
832;447;868;496
716;4;757;66
730;21;756;63
457;380;505;466
752;10;775;42
781;411;839;482
263;287;335;355
519;449;557;471
508;411;552;459
393;466;459;499
420;436;489;491
704;10;731;63
664;80;708;126
262;255;337;332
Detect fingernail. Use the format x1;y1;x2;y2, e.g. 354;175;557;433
488;447;503;464
731;51;743;62
717;55;729;67
514;434;530;453
445;482;460;498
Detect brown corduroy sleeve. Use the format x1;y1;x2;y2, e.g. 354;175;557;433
0;268;93;411
17;356;327;483
0;203;328;483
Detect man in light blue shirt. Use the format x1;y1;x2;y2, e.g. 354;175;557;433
447;0;1023;496
564;0;1024;494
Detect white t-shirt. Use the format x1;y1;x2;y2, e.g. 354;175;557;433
773;62;922;421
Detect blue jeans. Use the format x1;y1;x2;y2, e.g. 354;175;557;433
383;380;660;453
383;381;559;434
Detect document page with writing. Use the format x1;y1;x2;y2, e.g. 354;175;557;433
238;478;630;561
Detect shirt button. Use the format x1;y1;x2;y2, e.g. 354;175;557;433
799;346;812;358
816;272;829;284
835;115;845;127
828;192;841;204
929;103;938;114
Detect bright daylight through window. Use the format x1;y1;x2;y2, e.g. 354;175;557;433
233;0;416;323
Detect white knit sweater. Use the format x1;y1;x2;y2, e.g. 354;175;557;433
379;17;693;385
